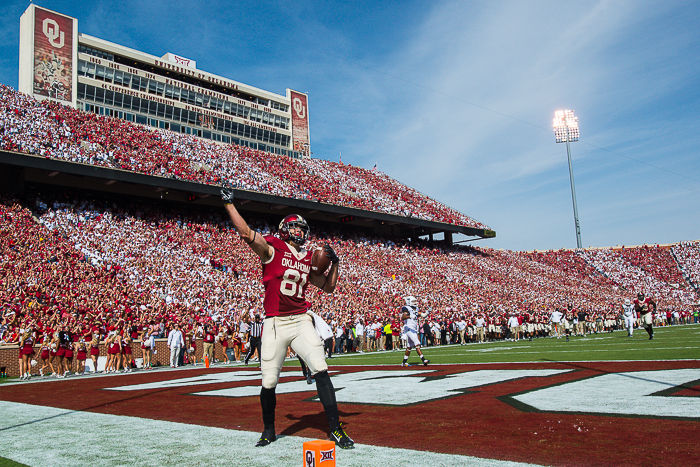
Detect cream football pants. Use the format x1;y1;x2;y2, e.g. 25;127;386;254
261;313;327;389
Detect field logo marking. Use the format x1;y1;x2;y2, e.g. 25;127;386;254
105;371;261;391
193;369;571;405
510;368;700;419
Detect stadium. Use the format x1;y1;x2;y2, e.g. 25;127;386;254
1;3;699;466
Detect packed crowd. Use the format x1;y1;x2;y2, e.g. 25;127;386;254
672;241;700;289
2;193;698;372
0;85;486;229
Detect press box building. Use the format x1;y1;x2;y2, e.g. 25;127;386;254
18;4;311;158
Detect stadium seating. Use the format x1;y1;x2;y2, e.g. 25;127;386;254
1;192;697;352
0;85;486;229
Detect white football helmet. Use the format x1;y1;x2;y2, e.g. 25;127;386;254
404;296;418;307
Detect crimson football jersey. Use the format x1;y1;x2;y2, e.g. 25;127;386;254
262;235;313;317
634;297;653;314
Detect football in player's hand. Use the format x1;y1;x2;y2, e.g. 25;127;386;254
311;247;332;273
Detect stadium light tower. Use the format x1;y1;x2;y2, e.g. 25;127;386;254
553;109;582;248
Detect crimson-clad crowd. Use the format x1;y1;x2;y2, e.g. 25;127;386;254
0;84;486;229
2;193;698;370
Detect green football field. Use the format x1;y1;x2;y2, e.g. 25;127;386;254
285;324;700;367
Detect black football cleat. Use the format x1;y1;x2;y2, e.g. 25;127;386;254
330;423;354;449
423;359;430;366
255;429;277;447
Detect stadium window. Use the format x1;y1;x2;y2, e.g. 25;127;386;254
164;84;174;99
113;70;123;85
113;92;123;107
156;103;165;117
171;122;180;132
135;114;146;125
156;81;165;96
104;67;114;82
94;65;105;81
95;87;105;102
203;130;211;139
130;76;140;90
165;106;173;120
122;94;132;109
148;80;158;94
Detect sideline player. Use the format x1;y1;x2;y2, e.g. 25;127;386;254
221;189;354;449
400;296;430;367
634;292;657;340
621;299;636;337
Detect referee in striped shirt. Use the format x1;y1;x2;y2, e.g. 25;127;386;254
245;314;263;365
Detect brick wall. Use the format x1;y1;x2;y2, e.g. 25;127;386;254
0;339;232;377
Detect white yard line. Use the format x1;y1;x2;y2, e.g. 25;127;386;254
0;401;537;467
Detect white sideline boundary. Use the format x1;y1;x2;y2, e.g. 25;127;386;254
0;401;537;467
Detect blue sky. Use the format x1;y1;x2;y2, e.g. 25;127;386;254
1;0;699;250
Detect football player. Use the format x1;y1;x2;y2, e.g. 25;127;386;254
621;299;636;337
634;292;657;340
400;296;430;367
221;189;354;449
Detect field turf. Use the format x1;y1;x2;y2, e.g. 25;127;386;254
284;324;700;366
0;324;697;466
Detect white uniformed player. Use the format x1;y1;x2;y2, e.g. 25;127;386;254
400;296;430;367
621;299;636;337
550;308;564;338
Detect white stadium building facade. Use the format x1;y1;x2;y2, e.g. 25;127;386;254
18;4;311;159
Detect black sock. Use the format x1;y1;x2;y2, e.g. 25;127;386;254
315;371;339;431
646;325;653;337
403;355;408;364
420;354;426;362
260;387;276;431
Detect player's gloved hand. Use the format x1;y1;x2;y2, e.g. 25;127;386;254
220;188;235;204
323;244;339;264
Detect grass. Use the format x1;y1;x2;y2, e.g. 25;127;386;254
0;456;27;467
284;324;700;367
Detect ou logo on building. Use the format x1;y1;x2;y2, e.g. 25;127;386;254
293;97;306;119
42;18;65;49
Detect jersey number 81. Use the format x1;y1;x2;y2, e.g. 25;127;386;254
280;268;308;298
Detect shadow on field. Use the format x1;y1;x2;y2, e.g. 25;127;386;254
542;359;700;395
281;409;362;437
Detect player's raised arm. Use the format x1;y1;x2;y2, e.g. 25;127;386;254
310;244;340;293
221;188;272;262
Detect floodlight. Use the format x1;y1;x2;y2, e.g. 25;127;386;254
552;109;582;248
553;109;579;143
